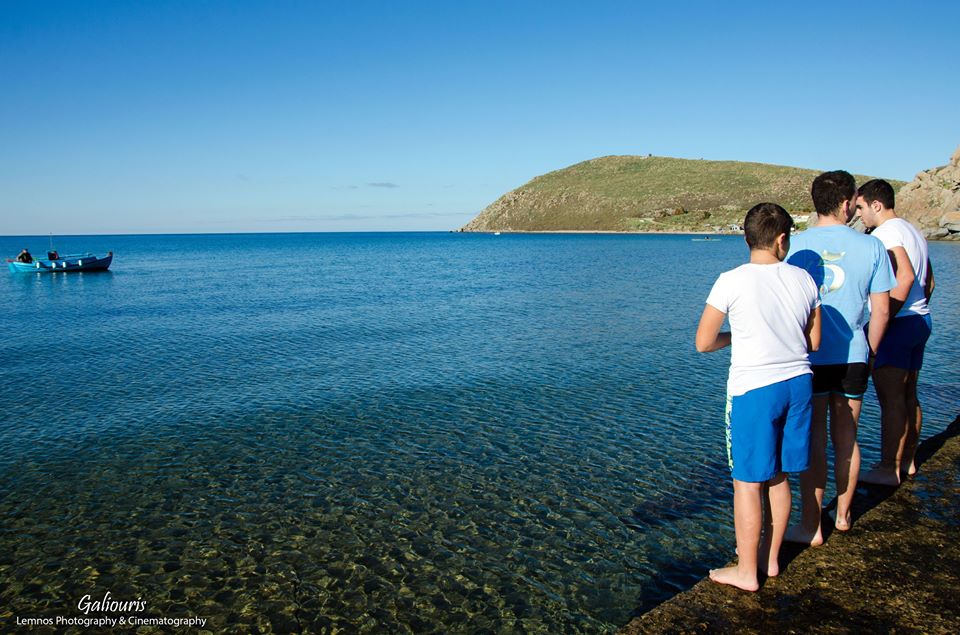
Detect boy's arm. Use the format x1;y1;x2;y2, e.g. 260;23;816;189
867;291;891;354
886;247;915;317
695;304;730;353
805;306;821;352
925;258;935;302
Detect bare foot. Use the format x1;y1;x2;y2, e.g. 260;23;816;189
859;466;900;487
784;523;823;546
829;508;851;532
757;540;779;577
903;461;917;477
709;565;759;592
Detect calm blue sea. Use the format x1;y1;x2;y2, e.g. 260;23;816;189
1;232;958;633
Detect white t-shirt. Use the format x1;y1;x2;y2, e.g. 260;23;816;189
706;262;820;396
870;217;930;318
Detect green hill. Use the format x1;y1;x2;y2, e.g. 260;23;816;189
461;155;904;233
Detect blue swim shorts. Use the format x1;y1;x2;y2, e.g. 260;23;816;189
725;374;813;483
874;313;932;371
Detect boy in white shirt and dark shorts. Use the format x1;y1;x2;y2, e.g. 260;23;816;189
696;203;822;591
855;179;935;486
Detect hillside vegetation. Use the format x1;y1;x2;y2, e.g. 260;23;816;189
461;155;903;233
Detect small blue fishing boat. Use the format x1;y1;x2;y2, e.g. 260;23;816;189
7;251;113;273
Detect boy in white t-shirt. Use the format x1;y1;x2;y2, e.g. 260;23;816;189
855;179;935;486
696;203;822;591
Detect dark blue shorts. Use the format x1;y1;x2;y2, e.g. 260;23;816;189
874;313;932;371
812;363;869;399
725;374;813;483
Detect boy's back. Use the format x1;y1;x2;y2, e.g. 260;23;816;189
707;261;819;396
787;225;893;365
695;201;821;592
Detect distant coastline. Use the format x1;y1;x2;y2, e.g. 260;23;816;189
463;229;742;235
460;155;899;235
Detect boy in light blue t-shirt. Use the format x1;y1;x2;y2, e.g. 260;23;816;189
784;171;894;545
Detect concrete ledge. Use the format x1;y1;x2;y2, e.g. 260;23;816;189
622;416;960;634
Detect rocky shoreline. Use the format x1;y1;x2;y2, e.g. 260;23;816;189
621;415;960;634
459;146;959;239
461;229;959;241
898;145;960;240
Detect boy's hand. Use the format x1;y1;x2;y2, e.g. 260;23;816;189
695;304;731;352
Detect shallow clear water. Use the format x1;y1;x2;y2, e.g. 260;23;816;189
1;232;957;633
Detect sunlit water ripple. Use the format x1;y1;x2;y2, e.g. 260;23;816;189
1;232;957;633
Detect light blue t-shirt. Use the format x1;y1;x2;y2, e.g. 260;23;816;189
787;224;895;365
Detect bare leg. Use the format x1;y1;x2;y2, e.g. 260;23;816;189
785;395;827;545
861;366;907;486
830;396;862;531
757;473;790;577
901;370;922;476
710;479;762;591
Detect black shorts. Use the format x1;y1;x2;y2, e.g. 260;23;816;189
811;363;869;398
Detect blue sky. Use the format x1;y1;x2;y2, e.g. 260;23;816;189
2;0;958;234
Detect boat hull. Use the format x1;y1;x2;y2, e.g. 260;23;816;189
7;253;113;273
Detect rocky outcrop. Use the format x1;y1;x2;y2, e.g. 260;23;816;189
897;144;960;239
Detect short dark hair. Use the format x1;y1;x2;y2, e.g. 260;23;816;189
811;170;856;216
858;179;895;210
744;203;794;249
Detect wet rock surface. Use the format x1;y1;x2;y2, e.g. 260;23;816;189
622;416;960;635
